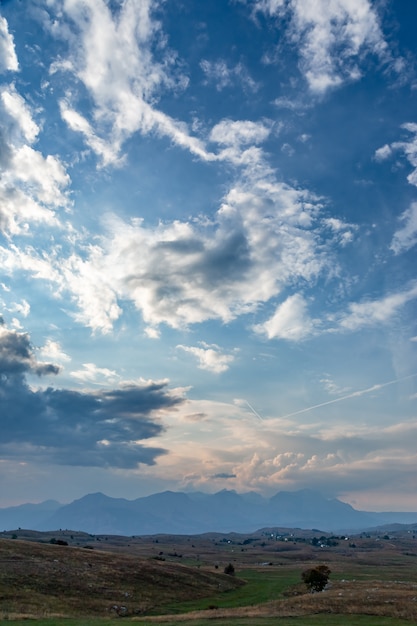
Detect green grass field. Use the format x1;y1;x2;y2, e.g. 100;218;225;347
151;567;301;614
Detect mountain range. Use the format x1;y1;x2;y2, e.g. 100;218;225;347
1;489;416;535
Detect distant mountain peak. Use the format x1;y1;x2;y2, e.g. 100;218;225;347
0;489;415;535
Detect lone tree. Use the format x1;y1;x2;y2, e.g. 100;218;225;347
301;565;331;592
224;563;235;576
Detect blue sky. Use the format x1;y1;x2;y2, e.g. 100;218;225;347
0;0;416;511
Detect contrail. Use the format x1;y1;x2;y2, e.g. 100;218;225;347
245;400;263;421
279;373;417;420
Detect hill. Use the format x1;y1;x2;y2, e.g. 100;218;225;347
0;536;242;618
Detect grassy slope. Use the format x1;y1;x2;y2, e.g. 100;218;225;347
0;537;242;618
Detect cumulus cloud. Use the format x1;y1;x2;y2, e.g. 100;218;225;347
177;342;236;373
374;143;392;162
0;84;70;235
254;0;388;94
151;397;417;500
71;178;325;331
0;162;329;334
0;321;184;468
254;293;316;340
39;339;71;364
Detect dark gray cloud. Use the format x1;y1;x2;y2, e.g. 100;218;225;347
212;472;237;479
0;322;182;468
0;320;61;376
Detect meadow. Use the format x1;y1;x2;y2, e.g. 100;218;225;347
1;525;416;624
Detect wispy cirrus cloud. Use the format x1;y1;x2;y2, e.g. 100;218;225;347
200;58;259;92
337;281;417;331
375;123;417;187
49;0;213;165
390;202;417;255
375;125;417;255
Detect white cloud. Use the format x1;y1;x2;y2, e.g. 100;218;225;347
8;299;30;318
51;0;213;165
59;102;122;167
1;87;39;143
323;217;357;246
255;0;388;94
273;96;308;111
11;146;70;207
384;124;417;187
200;59;259;92
210;119;271;146
0;85;70;235
88;178;324;331
0;171;328;334
10;317;23;330
376;127;417;253
374;143;392;162
320;376;351;396
338;282;417;331
144;326;161;340
70;362;120;384
177;343;235;374
254;293;316;340
39;339;71;364
390;202;417;255
60;249;122;334
0;16;18;73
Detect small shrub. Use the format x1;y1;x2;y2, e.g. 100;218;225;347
224;562;235;576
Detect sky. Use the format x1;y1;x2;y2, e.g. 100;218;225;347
0;0;416;512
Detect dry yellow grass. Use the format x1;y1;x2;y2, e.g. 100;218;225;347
0;537;242;618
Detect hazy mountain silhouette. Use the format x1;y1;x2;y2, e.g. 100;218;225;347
1;489;415;535
0;500;61;531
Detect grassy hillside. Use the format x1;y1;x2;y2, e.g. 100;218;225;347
0;537;242;618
